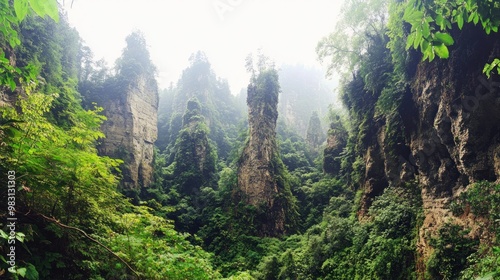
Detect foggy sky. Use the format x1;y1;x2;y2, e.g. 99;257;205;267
63;0;344;93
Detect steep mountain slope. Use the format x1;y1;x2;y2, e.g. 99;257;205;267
321;17;500;280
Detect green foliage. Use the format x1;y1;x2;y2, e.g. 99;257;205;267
101;207;220;280
160;98;218;233
115;31;156;80
451;181;500;232
0;12;222;279
0;76;219;280
483;58;500;78
277;121;314;172
448;181;500;279
0;85;113;277
0;0;58;48
157;51;242;162
0;49;37;90
253;186;421;280
306;111;324;151
317;0;388;77
0;229;37;280
14;14;84;128
193;167;283;277
403;5;454;61
0;0;58;90
8;0;500;278
426;223;479;280
402;0;500;75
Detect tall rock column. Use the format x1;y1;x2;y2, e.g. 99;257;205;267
97;31;158;195
237;67;296;236
99;75;158;192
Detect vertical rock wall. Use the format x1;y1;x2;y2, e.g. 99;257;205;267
345;25;500;275
237;70;293;236
409;25;500;272
99;76;158;192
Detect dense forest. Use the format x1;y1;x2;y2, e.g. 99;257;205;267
1;0;500;279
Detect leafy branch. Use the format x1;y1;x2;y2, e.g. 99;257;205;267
403;0;500;76
0;0;59;89
38;213;141;279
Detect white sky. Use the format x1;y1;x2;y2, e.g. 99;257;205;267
62;0;344;93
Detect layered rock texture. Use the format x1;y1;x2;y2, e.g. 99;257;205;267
98;75;158;192
323;25;500;274
237;69;296;236
409;26;500;271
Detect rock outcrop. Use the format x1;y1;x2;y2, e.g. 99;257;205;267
323;114;347;175
237;68;296;236
172;98;216;195
408;25;500;271
349;24;500;274
98;75;158;192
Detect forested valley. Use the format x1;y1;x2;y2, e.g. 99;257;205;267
1;0;500;279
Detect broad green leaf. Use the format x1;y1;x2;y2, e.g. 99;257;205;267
28;0;59;21
483;59;500;78
43;0;59;22
25;263;39;280
403;9;424;24
436;14;446;29
422;22;430;38
7;76;16;91
429;48;435;62
435;32;454;46
434;44;449;59
15;232;25;243
14;0;29;21
422;50;430;61
28;0;46;18
446;19;452;29
421;39;430;54
468;12;475;23
17;267;27;277
406;33;415;50
456;14;464;29
413;29;422;49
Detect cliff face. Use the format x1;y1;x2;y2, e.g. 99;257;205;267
323;114;348;175
348;25;500;273
409;25;500;271
237;69;295;236
99;75;158;192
